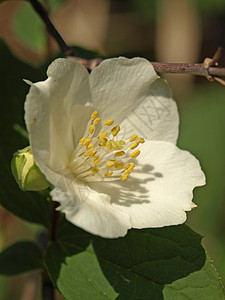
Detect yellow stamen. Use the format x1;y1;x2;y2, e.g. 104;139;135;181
93;156;101;167
89;149;97;158
77;110;142;182
91;111;99;119
90;168;99;175
89;125;95;134
105;160;116;168
79;137;86;145
104;170;113;177
130;141;139;150
83;138;92;146
93;117;101;125
104;119;114;126
125;167;134;174
98;138;108;147
111;125;120;137
115;162;124;168
84;149;97;158
124;162;135;170
129;134;138;142
86;143;94;150
129;162;135;168
136;137;145;143
120;173;129;181
98;132;108;139
124;162;135;174
115;151;125;157
105;140;125;151
130;150;140;158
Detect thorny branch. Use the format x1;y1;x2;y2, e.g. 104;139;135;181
29;0;225;86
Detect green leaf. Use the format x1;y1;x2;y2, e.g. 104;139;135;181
45;219;225;299
45;219;117;299
12;2;47;52
0;241;43;275
0;39;51;227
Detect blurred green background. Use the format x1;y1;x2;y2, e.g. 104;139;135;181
0;0;224;298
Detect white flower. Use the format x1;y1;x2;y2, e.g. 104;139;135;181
24;57;205;238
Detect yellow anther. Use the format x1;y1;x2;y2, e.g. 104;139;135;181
136;137;145;143
130;141;139;150
98;138;108;147
84;149;97;158
125;167;134;174
120;173;129;181
124;162;135;174
111;125;120;137
115;151;125;157
91;111;99;119
129;134;138;142
104;170;113;177
115;162;124;169
79;137;86;145
105;160;116;168
124;162;135;170
105;140;125;151
84;150;92;157
83;138;92;146
130;162;135;168
93;117;101;125
89;149;97;158
93;156;101;167
86;143;94;150
124;163;130;170
104;119;114;126
90;168;99;175
130;150;140;158
98;132;108;139
89;125;95;134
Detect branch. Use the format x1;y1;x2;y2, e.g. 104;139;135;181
70;55;225;86
29;0;225;86
28;0;73;57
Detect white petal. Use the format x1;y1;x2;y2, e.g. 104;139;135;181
51;175;131;238
89;141;205;228
119;78;179;143
89;57;179;143
25;58;91;185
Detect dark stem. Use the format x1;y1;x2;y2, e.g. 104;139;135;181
37;201;59;300
28;0;74;57
50;201;59;241
41;271;55;300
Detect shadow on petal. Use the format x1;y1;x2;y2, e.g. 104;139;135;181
89;163;163;207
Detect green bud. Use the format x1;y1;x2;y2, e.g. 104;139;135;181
11;146;50;191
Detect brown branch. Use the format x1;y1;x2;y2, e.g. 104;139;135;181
69;56;225;85
29;0;225;85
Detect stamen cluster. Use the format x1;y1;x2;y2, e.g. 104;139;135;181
69;111;145;181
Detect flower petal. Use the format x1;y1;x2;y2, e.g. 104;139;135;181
51;176;131;238
89;140;205;228
25;58;91;184
89;57;179;143
119;78;179;143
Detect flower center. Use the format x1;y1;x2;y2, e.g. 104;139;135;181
69;110;145;182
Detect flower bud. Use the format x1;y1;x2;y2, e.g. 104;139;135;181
11;146;50;191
